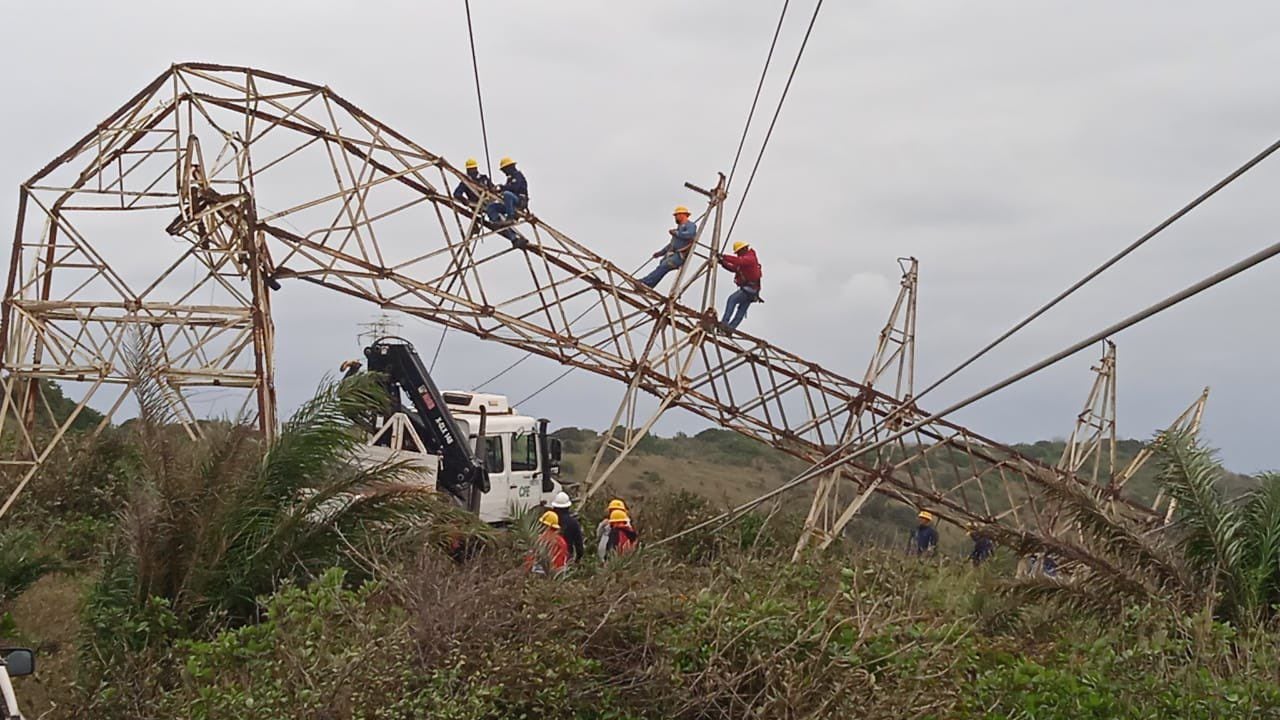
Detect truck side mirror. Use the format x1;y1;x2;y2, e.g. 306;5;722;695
2;648;34;677
549;438;562;463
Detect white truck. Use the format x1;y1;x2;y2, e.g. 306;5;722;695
344;338;564;524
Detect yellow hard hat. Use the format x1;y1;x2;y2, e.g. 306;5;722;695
539;510;561;530
918;510;934;522
465;158;479;169
607;499;628;512
608;509;630;525
499;156;516;169
673;205;691;216
731;241;749;253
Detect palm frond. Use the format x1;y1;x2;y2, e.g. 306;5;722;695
1001;574;1138;618
1155;433;1249;585
1020;461;1192;595
1239;473;1280;621
255;373;386;501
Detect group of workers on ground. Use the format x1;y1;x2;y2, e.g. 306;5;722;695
525;498;1053;576
452;159;764;333
908;510;1055;574
526;492;638;576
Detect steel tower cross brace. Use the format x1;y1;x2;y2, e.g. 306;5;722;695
793;257;918;558
582;177;728;499
0;65;1180;552
1058;340;1118;483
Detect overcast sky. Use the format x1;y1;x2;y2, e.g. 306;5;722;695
2;1;1277;472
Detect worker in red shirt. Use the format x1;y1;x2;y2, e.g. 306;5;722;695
525;510;570;575
717;241;762;331
604;509;639;559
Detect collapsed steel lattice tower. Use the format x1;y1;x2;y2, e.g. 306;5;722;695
0;64;1192;543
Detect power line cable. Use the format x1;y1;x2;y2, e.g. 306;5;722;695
655;236;1280;546
487;4;804;402
908;135;1280;405
433;0;494;372
726;0;791;189
725;0;825;242
464;0;493;179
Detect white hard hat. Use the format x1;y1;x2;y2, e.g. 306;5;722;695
551;491;572;509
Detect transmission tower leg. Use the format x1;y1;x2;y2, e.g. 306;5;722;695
1129;387;1209;524
793;258;918;558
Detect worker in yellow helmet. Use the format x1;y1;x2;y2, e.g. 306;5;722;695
604;508;639;559
452;157;494;209
484;156;529;227
717;240;762;332
909;510;938;556
596;498;631;561
525;510;570;575
639;205;698;288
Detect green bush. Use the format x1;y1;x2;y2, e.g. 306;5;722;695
0;528;59;602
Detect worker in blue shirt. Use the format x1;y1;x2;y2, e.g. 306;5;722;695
640;206;698;288
967;523;994;566
908;510;939;556
485;156;528;225
453;158;494;208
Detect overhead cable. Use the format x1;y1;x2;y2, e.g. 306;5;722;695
654;236;1280;546
726;0;791;189
725;0;826;242
911;135;1280;404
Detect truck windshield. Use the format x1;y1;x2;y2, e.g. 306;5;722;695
511;431;538;472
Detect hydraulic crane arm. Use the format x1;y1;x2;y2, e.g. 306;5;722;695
358;338;490;500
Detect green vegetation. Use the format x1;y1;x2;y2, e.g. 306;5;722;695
0;383;1277;717
1006;433;1280;629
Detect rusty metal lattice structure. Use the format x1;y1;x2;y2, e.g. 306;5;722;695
1058;341;1119;483
793;257;918;557
0;64;1187;541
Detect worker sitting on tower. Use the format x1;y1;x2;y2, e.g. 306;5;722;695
453;158;494;209
908;510;938;556
485;156;528;226
640;206;698;288
717;241;762;331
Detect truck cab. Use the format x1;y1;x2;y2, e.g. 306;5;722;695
445;392;563;523
347;339;563;524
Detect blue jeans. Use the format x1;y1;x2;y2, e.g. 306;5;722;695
721;286;758;329
640;255;683;288
486;191;523;223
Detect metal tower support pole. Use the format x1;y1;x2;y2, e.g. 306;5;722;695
1058;340;1118;483
794;257;919;557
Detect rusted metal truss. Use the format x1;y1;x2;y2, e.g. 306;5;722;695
1059;340;1119;483
793;257;918;558
1055;341;1209;521
0;64;1196;545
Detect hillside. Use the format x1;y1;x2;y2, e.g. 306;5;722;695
553;426;1257;549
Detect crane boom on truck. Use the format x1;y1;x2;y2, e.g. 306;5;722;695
342;337;564;523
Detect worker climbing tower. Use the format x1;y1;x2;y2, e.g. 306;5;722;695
582;177;728;498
